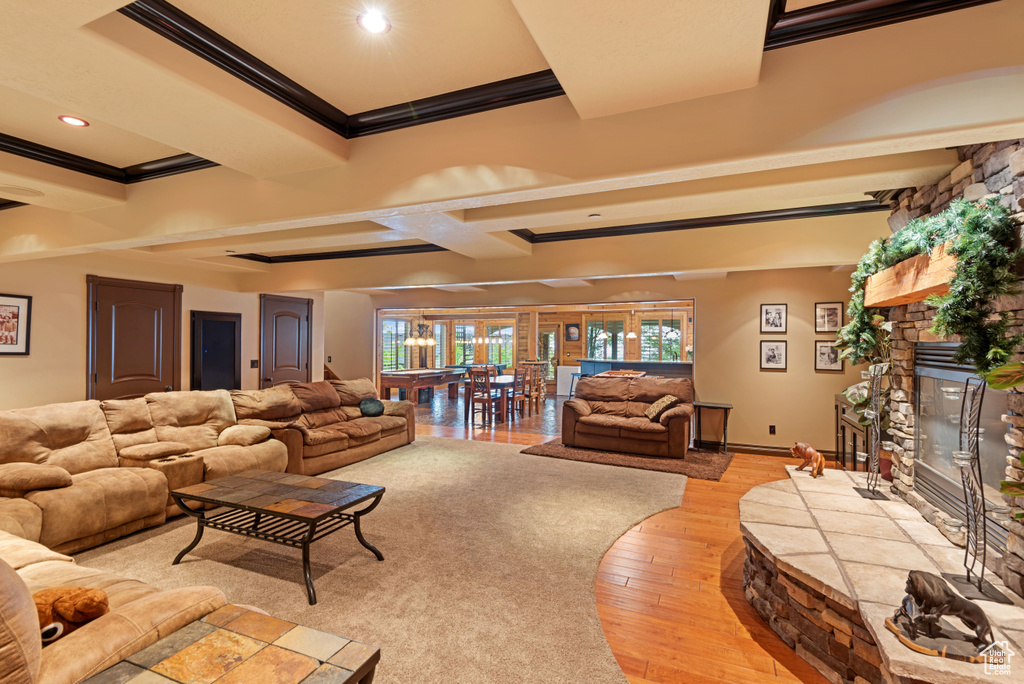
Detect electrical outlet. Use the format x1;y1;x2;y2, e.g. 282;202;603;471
250;360;259;369
327;355;332;362
769;425;776;435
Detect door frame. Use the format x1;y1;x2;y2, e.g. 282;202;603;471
190;310;242;391
537;323;561;390
86;275;182;400
259;294;312;389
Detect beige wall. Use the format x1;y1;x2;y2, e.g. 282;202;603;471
355;266;864;453
324;290;375;380
0;254;323;410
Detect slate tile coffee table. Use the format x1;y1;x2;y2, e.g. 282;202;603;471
171;470;385;605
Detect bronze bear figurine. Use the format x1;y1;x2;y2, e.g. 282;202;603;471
904;570;993;647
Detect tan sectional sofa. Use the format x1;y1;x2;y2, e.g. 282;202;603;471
231;378;416;476
562;376;695;458
0;531;225;684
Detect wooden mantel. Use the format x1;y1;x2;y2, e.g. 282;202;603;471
864;242;956;308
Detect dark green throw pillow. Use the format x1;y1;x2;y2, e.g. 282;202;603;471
360;398;385;417
645;395;679;422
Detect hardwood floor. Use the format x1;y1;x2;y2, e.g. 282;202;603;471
418;403;826;683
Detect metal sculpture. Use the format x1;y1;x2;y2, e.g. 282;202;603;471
855;363;887;500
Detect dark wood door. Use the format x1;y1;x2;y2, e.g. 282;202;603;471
191;311;242;390
88;276;182;400
260;294;312;388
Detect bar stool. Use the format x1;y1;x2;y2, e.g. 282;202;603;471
569;372;589;398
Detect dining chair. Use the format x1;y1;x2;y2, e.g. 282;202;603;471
509;367;529;420
469;367;502;426
527;364;543;414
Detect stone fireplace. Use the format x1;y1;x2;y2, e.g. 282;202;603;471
880;139;1024;597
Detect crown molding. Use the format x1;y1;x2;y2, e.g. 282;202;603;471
123;153;219;183
511;201;889;244
231;243;448;264
765;0;1001;50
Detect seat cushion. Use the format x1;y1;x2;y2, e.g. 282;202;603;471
192;441;288;481
331;419;383;446
25;469;167;551
0;558;39;684
619;417;670;442
360;415;407;438
576;414;623;438
230;386;302;421
302;427;352;447
145;390;236;452
289;381;342;412
0;400;117;474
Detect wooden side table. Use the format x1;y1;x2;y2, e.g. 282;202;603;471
693;401;733;453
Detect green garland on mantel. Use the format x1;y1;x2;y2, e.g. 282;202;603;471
836;198;1022;374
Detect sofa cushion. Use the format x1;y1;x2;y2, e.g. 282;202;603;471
294;407;355;430
332;419;383;446
360;415;407;437
644;395;679;422
25;469;167;551
0;557;40;684
217;425;271;447
589;401;629;416
575;377;632;403
101;398;158;452
118;442;189;461
145;390;236;452
0;401;117;475
620;417;670;441
290;381;342;412
192;440;288;481
0;531;72;572
0;463;72;497
576;414;623;437
0;499;42;543
629;377;694;404
330;378;378;406
230;386;302;421
299;426;351;447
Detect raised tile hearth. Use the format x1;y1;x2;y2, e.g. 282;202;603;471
741;467;1024;684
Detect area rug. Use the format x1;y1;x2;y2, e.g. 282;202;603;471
521;439;734;481
76;436;685;684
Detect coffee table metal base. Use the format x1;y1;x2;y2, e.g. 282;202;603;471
171;492;384;605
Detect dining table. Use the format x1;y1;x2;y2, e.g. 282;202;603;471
462;375;516;424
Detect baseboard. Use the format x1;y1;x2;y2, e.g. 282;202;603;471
728;442;837;459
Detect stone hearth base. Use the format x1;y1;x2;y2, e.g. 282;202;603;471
740;467;1024;684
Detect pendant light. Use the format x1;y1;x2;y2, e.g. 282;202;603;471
596;310;608;340
626;309;637;340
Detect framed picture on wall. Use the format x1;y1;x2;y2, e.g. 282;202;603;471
815;302;843;333
565;324;580;342
760;303;787;333
0;293;31;356
814;340;844;372
760;340;787;370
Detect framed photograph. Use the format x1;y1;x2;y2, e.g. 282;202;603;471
815;340;844;372
0;293;31;356
760;340;787;370
815;302;843;333
565;324;580;342
760;303;787;333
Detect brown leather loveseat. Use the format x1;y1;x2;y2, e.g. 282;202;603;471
562;376;694;459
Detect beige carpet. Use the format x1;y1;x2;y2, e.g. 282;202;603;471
77;436;685;683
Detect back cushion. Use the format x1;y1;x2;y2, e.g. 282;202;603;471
576;377;631;403
0;401;117;474
145;390;236;451
589;401;629;416
230;386;301;421
290;381;342;412
294;407;355;430
629;377;694;404
0;557;40;684
101;398;157;452
330;378;378;406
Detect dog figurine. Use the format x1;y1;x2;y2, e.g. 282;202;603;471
792;442;825;478
904;570;993;648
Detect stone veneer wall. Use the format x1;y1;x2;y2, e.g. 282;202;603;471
745;541;887;684
882;139;1024;596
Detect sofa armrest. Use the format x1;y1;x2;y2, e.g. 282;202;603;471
0;497;42;542
659;403;694;426
218;425;272;447
563;398;592;417
36;585;225;684
0;463;72;498
268;427;306;475
381;400;415;443
119;442;189;461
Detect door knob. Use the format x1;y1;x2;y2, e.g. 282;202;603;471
164;386;173;392
263;378;272;383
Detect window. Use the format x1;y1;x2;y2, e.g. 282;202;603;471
433;323;447;368
640;318;682;361
486;324;514;366
454;324;474;364
381;319;409;370
585;318;624;360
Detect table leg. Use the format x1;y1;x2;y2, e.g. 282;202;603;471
171;494;206;565
498;388;508;423
464;384;470;423
722;410;730;455
448;382;459;400
352;494;385;561
695;407;702;450
359;669;376;684
302;522;317;605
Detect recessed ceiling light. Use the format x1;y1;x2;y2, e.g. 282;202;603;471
357;10;391;34
588;213;601;219
58;115;89;127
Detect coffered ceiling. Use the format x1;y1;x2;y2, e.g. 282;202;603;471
0;0;1020;293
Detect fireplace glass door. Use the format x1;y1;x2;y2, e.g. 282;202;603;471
915;343;1008;549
